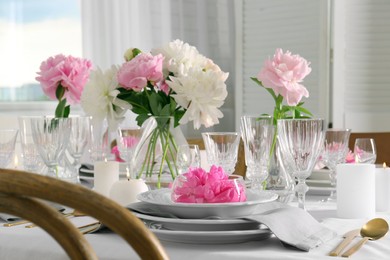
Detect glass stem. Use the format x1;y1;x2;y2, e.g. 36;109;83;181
296;179;308;210
328;168;337;200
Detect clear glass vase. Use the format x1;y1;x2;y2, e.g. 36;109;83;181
133;116;187;188
265;139;295;203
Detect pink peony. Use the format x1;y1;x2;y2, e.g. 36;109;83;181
117;53;164;91
171;165;247;203
345;150;355;163
36;54;92;105
257;48;311;106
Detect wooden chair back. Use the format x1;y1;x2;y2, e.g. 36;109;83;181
0;169;169;260
349;132;390;164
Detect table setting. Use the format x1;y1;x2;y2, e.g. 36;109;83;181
1;41;390;259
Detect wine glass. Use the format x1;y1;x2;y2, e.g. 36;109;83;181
277;119;325;210
176;144;201;174
240;115;274;190
116;126;143;179
354;138;377;164
88;118;111;162
0;129;19;168
31;116;71;178
321;129;351;201
64;116;91;182
18;116;45;173
202;132;241;175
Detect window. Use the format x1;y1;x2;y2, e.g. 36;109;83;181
0;0;82;101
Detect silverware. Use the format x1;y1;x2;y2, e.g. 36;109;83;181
77;222;101;234
329;229;360;256
342;218;389;257
25;210;86;228
3;219;30;227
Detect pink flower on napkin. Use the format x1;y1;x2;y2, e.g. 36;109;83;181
345;150;356;163
257;48;311;106
36;54;92;104
117;53;164;91
172;165;247;203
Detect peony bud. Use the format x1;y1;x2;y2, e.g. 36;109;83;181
123;48;142;61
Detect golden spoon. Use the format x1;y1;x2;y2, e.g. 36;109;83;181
341;218;389;257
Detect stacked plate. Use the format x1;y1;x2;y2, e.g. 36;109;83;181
307;168;335;196
130;189;278;244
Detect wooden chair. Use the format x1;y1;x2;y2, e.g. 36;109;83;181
0;169;169;260
349;132;390;165
187;138;247;178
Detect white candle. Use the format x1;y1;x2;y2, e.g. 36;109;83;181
109;179;149;206
337;163;375;219
94;160;119;197
376;163;390;211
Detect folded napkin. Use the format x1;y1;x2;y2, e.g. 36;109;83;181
245;207;337;251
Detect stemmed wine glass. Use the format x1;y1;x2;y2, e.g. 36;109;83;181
240;115;274;190
31;116;71;178
116;126;143;179
176;144;201;174
354;138;377;164
277;119;325;210
65;116;91;182
321;129;351;201
0;129;19;168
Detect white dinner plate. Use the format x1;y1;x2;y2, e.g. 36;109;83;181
151;227;272;244
137;189;278;219
133;212;260;231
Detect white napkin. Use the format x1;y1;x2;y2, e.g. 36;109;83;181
246;207;337;251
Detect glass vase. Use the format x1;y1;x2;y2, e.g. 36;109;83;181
133;116;187;188
265;138;295;203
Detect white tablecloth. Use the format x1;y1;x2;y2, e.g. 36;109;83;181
1;196;390;260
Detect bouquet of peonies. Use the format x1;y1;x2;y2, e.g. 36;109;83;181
36;54;92;118
81;40;229;185
82;39;229;130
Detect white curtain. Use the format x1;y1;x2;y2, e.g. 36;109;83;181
80;0;236;137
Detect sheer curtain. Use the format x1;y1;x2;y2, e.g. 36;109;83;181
80;0;236;137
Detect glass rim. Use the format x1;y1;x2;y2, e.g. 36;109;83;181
201;132;239;136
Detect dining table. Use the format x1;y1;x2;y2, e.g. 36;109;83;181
1;183;390;260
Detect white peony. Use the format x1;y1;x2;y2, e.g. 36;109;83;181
151;39;208;77
81;66;130;129
167;68;229;129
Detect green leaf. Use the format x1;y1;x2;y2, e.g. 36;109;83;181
136;114;149;127
160;104;171;116
148;92;160;115
174;110;185;127
295;106;313;117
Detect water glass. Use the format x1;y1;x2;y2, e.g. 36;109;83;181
202;132;240;175
176;144;201;174
0;129;19;168
240;115;274;190
354;138;377;164
31;116;71;178
88;118;111;162
18;117;45;173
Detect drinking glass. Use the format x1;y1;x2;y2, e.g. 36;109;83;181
321;129;351;201
176;144;201;174
354;138;377;164
116;126;143;179
0;129;19;168
277;119;325;210
31;116;71;178
240;115;274;190
202;132;241;175
18;117;45;173
88;118;111;162
64;116;91;182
